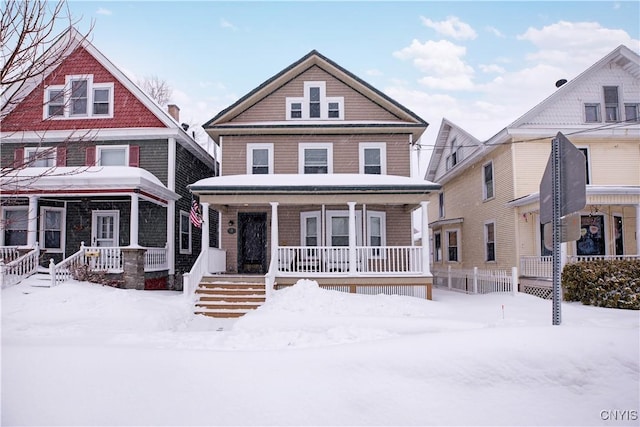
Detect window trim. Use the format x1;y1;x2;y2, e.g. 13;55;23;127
366;211;386;258
96;145;129;166
482;161;494;201
43;75;114;120
359;142;387;175
286;81;344;120
584;103;601;123
300;211;321;247
603;86;620;122
438;192;445;219
298;142;333;174
446;228;460;263
625;103;639;122
246;143;274;175
40;206;65;253
484;220;496;263
179;211;192;254
433;231;442;263
24;147;57;168
1;206;29;246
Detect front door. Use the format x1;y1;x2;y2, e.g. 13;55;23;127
238;212;267;274
92;210;120;247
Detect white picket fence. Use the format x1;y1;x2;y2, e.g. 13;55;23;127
433;266;517;295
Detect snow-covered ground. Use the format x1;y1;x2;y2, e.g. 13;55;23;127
2;277;638;426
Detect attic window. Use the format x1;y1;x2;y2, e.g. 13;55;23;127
43;75;114;120
603;86;619;122
445;138;461;170
286;81;344;121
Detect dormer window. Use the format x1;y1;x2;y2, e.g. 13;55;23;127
286;81;344;120
44;74;114;119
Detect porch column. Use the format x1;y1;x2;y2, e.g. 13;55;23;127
420;201;431;276
129;193;139;247
636;204;640;255
348;202;357;275
27;195;38;247
270;202;279;272
201;202;210;251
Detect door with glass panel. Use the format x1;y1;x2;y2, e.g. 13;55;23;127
91;211;119;247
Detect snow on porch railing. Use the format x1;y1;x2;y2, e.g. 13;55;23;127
0;243;40;288
433;266;517;295
0;246;21;264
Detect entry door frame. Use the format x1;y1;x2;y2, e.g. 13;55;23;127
91;210;120;247
237;212;267;274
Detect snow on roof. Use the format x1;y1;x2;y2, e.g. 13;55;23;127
189;173;440;193
1;166;180;201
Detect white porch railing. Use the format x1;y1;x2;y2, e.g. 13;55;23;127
0;243;40;289
520;254;640;279
433;266;517;295
276;246;424;276
144;246;168;271
0;246;21;263
50;244;87;286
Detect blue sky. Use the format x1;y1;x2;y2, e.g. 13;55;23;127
65;1;639;169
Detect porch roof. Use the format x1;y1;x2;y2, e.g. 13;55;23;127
0;166;180;203
189;173;440;205
507;185;640;207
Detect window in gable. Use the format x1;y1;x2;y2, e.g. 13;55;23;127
483;161;494;200
584;103;601;123
93;87;111;115
286;81;343;120
47;88;65;117
625;103;639;122
290;102;302;119
328;102;340;118
445;138;461;170
70;79;88;116
309;86;321;118
603;86;619;122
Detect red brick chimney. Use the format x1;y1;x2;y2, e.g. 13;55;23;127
167;104;180;122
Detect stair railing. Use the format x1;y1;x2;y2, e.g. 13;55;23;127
0;243;40;289
50;242;87;286
183;249;207;301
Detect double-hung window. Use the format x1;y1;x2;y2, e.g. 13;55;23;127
359;143;386;175
93;87;111;115
438;192;445;218
433;232;442;262
246;143;273;174
625;104;639;122
2;208;28;246
584;103;601;123
286;81;343;120
24;147;56;167
604;86;619;122
179;211;191;254
41;207;64;252
483;161;494;200
299;143;332;174
485;221;495;262
70;79;88;116
309;86;321;118
47;89;65;117
446;230;459;262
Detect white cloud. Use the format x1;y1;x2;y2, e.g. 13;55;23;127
485;26;505;38
393;39;475;90
479;64;505;74
420;16;477;40
366;69;383;77
518;21;640;69
220;18;238;31
96;8;112;16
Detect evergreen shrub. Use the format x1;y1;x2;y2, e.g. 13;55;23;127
562;259;640;310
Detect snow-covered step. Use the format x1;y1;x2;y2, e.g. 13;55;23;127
194;278;267;318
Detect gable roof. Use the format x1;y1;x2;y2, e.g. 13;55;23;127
508;45;640;129
426;44;640;183
1;27;215;167
203;50;428;141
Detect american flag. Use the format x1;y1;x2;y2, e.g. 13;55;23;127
190;199;203;228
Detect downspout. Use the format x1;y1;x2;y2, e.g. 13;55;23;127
167;137;176;278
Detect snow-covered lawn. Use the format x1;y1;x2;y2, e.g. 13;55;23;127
2;278;638;426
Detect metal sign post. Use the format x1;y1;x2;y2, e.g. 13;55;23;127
540;132;586;326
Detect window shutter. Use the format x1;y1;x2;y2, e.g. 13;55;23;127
13;148;24;168
129;145;140;167
85;146;96;166
56;147;67;166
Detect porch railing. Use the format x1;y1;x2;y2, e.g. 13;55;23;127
520;254;640;279
144;246;168;271
276;246;424;276
0;243;40;289
0;246;21;263
50;245;87;286
183;247;226;300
